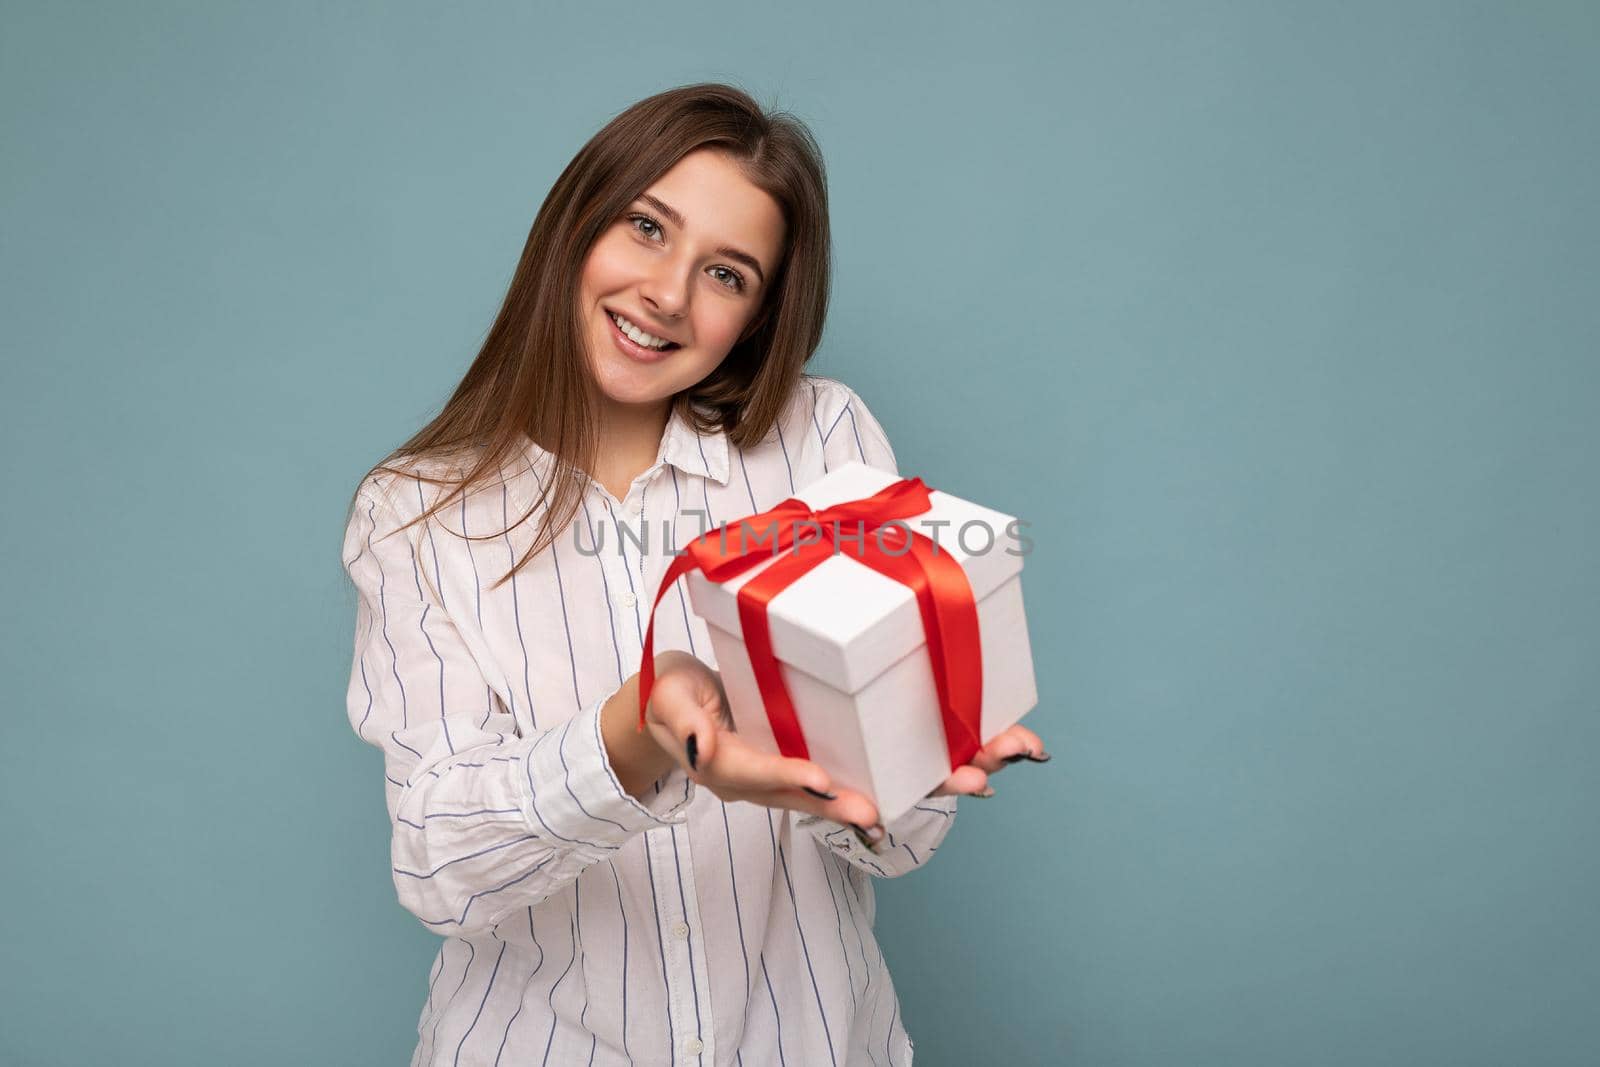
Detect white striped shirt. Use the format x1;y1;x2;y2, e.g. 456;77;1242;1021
341;373;959;1066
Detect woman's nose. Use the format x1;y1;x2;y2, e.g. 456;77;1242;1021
638;263;691;319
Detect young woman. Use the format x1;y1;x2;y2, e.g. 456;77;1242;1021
340;82;1049;1066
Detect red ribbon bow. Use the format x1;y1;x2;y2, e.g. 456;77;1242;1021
637;476;984;772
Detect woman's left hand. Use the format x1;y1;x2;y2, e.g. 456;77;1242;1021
925;724;1051;798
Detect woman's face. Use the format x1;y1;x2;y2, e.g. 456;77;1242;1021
577;148;786;415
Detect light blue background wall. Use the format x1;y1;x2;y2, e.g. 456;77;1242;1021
3;2;1596;1064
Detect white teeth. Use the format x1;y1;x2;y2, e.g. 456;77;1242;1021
610;311;672;350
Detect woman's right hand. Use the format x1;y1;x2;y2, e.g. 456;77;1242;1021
643;650;882;833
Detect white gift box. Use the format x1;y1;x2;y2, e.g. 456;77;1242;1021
684;461;1038;823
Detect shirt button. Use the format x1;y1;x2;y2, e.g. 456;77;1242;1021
670;920;689;939
683;1037;704;1055
618;590;638;608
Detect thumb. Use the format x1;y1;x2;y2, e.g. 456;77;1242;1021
683;685;729;771
649;680;719;773
680;693;721;773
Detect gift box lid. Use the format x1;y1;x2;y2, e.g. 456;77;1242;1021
683;461;1026;695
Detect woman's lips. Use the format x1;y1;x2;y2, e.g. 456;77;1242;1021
606;310;678;363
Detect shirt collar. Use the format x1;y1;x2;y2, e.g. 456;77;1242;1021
513;399;730;490
660;398;731;486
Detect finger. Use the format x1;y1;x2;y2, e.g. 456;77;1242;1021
969;725;1049;774
753;783;879;830
645;680;723;771
926;765;991;797
1005;724;1049;760
694;731;834;796
643;706;718;775
824;785;879;830
699;670;736;731
644;721;699;776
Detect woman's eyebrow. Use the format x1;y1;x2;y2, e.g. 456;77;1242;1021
636;193;767;287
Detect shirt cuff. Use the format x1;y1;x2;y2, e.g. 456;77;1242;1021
514;694;695;859
799;792;957;874
804;818;892;871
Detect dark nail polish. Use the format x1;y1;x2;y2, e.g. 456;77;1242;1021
802;786;838;800
1002;753;1028;765
685;734;698;771
1025;752;1052;763
849;822;884;848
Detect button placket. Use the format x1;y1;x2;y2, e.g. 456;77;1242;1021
676;821;716;1065
645;823;713;1066
582;489;633;640
611;480;711;1062
632;480;649;596
601;492;645;618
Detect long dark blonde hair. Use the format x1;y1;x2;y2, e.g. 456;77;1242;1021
350;81;833;588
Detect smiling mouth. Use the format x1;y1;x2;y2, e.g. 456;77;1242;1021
605;309;682;351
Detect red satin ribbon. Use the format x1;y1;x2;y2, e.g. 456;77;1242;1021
636;477;984;772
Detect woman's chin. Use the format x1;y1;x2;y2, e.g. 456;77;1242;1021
593;372;674;411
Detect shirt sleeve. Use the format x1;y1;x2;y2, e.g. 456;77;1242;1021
341;474;695;937
817;379;899;476
804;380;961;875
798;795;959;878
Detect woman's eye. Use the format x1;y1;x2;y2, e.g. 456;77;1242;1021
627;213;745;293
627;213;663;241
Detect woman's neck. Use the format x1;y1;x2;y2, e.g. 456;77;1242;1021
592;396;672;502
